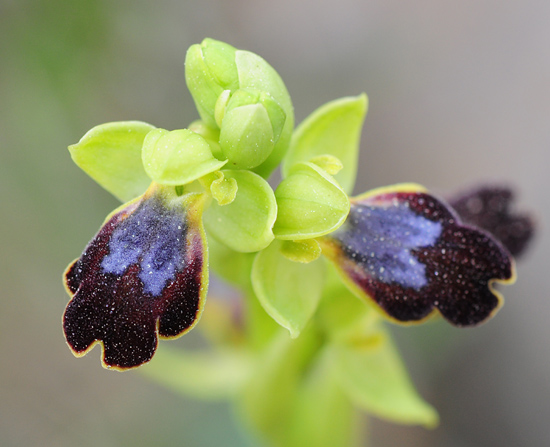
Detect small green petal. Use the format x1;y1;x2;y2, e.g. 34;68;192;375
236;50;294;178
280;239;322;263
208;171;238;205
328;326;439;427
252;240;325;338
273;162;350;240
142;128;227;185
214;89;231;128
310;154;344;176
141;345;251;400
283;94;368;194
204;170;277;252
68;121;155;202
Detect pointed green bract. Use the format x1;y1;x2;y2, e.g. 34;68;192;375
279;350;360;447
283;95;368;193
68;121;155;202
252;241;325;338
273;162;350;240
328;325;439;427
204;170;277;252
280;239;322;263
142;128;227;185
237;328;323;446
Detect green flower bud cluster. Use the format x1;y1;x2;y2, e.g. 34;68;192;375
186;38;293;175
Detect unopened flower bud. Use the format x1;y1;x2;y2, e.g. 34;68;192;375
219;89;286;169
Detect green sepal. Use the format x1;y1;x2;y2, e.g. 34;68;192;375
140;345;251;400
273;162;350;240
142;128;227;185
204;170;277;252
68;121;155;202
185;39;238;128
283;95;368;194
236;50;294;178
252;240;325;338
280;239;322;264
327;324;439;427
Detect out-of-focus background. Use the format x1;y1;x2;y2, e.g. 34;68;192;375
1;1;548;446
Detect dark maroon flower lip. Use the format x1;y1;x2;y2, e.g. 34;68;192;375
320;184;515;327
63;184;208;370
448;185;535;258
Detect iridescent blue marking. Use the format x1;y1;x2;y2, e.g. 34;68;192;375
337;203;442;289
101;198;187;296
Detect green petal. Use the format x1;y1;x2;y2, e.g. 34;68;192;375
142;128;227;185
328;325;439;427
273;162;350;240
204;170;277;252
68;121;155;202
282;95;368;194
236;50;294;178
252;240;325;338
140;345;251;400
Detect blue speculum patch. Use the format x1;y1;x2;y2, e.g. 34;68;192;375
101;198;187;296
63;187;206;370
338;203;442;289
321;189;514;326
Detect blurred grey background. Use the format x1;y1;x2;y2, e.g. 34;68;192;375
0;0;548;446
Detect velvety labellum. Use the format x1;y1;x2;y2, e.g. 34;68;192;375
449;185;534;257
321;186;515;326
63;185;207;370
